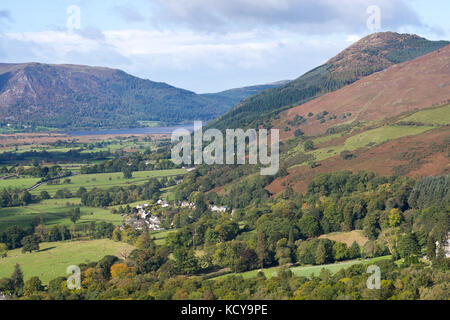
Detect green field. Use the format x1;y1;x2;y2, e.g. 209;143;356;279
31;168;187;195
0;239;134;283
302;125;434;164
213;256;392;280
0;177;41;190
150;229;178;246
0;198;123;232
400;104;450;125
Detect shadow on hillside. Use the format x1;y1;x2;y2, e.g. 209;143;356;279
38;246;56;253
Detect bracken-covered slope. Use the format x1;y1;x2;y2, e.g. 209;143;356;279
276;44;450;138
0;63;285;130
208;32;449;131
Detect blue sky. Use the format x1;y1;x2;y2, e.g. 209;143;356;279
0;0;448;93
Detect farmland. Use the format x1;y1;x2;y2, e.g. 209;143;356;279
0;239;134;283
30;168;187;195
212;256;392;280
307;125;434;163
399;104;450;125
0;198;122;232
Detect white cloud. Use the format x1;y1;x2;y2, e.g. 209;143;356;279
346;34;362;43
149;0;423;34
0;28;349;92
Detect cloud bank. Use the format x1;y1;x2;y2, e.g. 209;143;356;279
150;0;423;33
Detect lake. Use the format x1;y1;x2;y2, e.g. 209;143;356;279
66;125;194;137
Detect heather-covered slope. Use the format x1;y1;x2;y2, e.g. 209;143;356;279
276;44;450;138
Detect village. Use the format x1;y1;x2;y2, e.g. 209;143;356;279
121;199;229;232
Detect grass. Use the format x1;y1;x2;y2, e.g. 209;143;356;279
213;256;392;280
318;230;369;247
399;104;450;125
0;239;134;283
31;168;187;195
304;125;434;163
0;177;41;190
150;229;178;246
0;198;123;232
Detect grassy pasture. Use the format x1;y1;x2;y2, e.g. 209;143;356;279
0;198;122;232
31;168;187;195
213;256;391;280
150;229;178;246
300;125;434;164
0;239;134;283
0;177;41;190
399;104;450;125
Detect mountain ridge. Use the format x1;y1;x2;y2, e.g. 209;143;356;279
0;63;285;130
207;32;449;131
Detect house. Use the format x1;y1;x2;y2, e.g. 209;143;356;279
210;205;227;212
434;232;450;258
180;201;195;208
147;215;162;231
157;199;170;208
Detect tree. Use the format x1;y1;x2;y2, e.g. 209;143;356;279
0;278;13;296
110;263;131;279
388;208;402;228
122;167;133;179
97;255;119;280
294;129;304;137
315;241;329;265
135;230;156;250
333;242;349;261
256;231;270;269
173;248;198;275
11;264;24;296
349;241;361;259
40;190;51;200
298;216;320;238
426;236;436;261
21;235;40;253
67;207;81;224
398;233;420;259
24;277;44;297
304;140;314;151
3;226;26;249
275;238;293;265
0;243;7;258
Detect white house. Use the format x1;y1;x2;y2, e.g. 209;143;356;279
210;205;227;212
157;199;170;208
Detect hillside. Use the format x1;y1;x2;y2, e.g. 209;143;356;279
276;43;450;138
0;63;284;130
208;32;449;131
178;39;450;203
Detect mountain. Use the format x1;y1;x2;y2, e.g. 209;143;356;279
265;45;450;195
202;80;290;107
0;63;285;130
276;43;450;138
176;34;449;206
208;32;449;131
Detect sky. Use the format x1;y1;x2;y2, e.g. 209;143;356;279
0;0;448;93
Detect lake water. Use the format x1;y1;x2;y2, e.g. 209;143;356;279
66;124;194;137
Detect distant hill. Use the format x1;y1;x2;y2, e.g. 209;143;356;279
0;63;285;131
208;32;449;131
